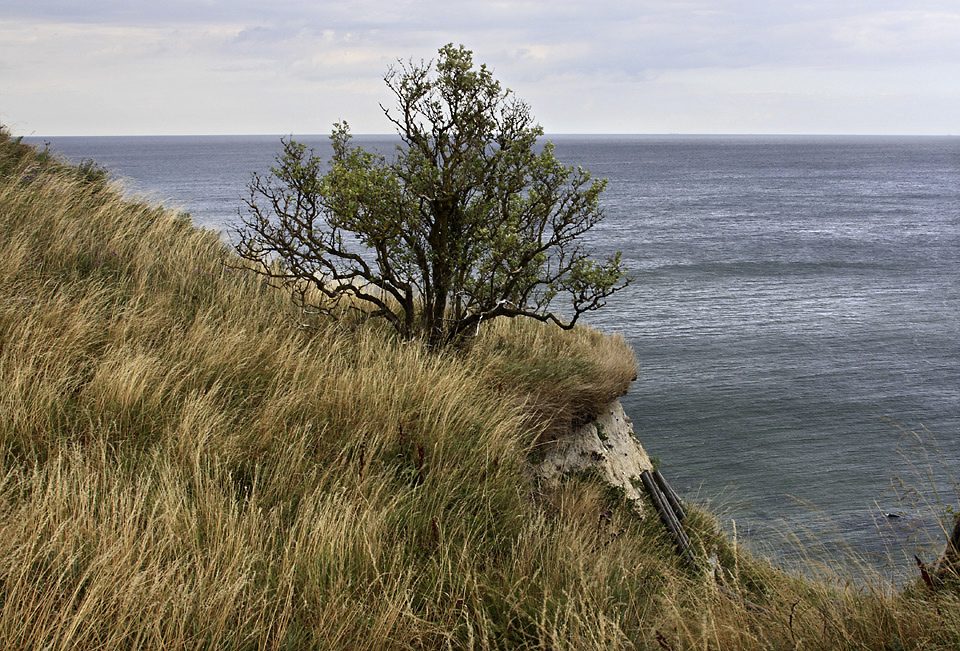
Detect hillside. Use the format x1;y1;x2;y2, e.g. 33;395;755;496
1;127;957;649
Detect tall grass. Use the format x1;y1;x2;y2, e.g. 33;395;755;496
1;126;957;649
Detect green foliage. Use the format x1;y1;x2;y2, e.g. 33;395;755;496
236;44;629;348
596;422;608;442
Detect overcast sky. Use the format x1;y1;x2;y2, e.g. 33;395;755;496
2;0;958;136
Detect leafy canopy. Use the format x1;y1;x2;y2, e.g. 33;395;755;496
236;44;629;348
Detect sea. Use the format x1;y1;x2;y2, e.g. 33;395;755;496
31;134;960;582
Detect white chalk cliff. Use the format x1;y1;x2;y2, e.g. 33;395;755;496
527;400;654;514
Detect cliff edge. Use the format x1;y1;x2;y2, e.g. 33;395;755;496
527;399;654;514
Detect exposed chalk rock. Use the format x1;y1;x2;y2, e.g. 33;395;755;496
527;399;653;514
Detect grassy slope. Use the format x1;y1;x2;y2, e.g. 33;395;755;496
0;129;957;650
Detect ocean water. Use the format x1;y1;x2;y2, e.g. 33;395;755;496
34;134;960;579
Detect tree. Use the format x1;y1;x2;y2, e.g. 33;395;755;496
236;44;629;348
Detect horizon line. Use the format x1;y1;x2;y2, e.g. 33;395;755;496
23;132;959;139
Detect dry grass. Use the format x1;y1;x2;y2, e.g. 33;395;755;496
469;317;637;444
1;127;958;649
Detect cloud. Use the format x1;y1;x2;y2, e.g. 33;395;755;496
2;0;958;134
832;10;960;62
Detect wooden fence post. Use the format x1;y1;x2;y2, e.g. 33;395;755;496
653;469;686;521
640;470;696;568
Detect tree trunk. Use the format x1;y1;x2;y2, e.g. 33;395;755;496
426;200;453;347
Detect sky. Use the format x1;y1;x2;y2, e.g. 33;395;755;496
1;0;958;136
